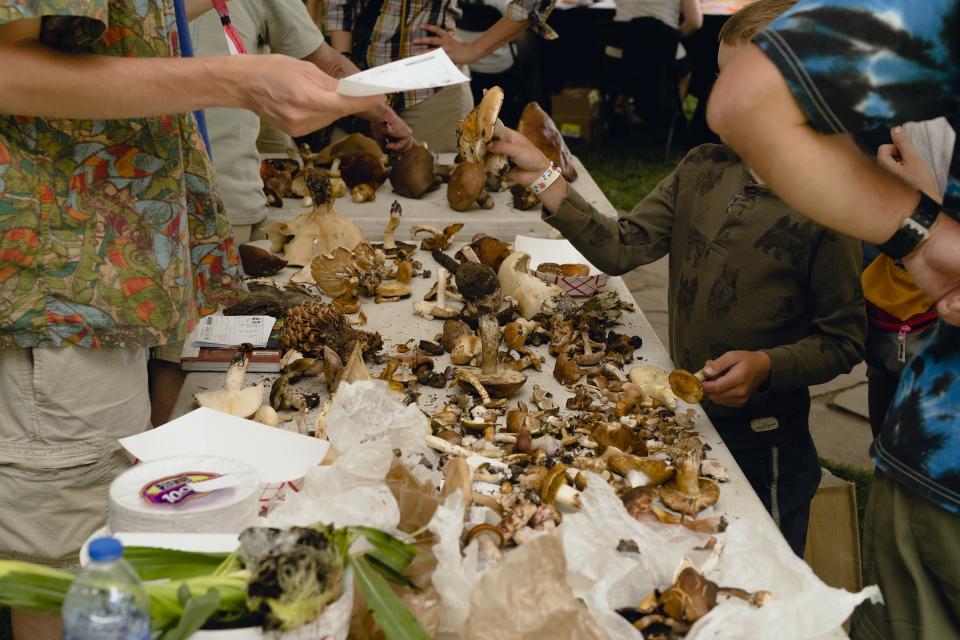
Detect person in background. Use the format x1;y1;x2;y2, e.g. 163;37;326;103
863;122;952;437
489;0;865;557
192;0;414;245
323;0;558;152
707;0;960;636
614;0;703;36
145;0;417;430
0;1;382;638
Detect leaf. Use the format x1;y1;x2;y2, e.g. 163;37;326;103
157;588;223;640
363;554;418;590
351;526;418;577
349;556;430;640
124;547;229;581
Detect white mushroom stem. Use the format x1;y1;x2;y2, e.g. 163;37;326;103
411;224;443;241
626;469;652;488
437;267;450;309
494;433;517;444
456;369;492;405
460;245;482;264
426;434;503;458
555;484;582;509
581;331;593;356
602;363;627;382
383;208;401;250
473;471;504;483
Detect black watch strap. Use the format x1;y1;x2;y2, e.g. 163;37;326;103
877;192;942;260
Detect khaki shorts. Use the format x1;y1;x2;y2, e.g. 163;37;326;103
399;81;474;153
0;347;151;567
851;470;960;639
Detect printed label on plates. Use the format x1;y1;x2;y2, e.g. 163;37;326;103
140;472;221;506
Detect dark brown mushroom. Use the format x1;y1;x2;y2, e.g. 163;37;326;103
389;143;439;198
238;244;288;277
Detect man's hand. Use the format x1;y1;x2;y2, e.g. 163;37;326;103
371;112;415;154
701;350;772;408
877;127;939;198
241;54;384;137
904;214;960;325
414;24;477;64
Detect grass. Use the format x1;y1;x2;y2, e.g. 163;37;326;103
820;458;874;538
568;127;684;212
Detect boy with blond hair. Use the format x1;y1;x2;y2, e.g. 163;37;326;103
490;0;865;555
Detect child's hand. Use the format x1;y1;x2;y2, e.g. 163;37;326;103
486;127;552;187
701;350;772;408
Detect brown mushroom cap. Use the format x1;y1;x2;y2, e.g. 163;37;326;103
440;319;473;353
464;523;505;549
539;463;568;504
621;486;658;519
477;368;527;398
238;244;287;277
517;101;578;182
660;567;719;623
390;144;437;198
440;456;473;511
448;161;486;211
608;455;675;486
340;153;387;189
455;261;501;308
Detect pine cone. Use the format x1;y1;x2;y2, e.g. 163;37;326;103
282;301;382;361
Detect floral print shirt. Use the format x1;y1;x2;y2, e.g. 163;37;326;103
0;0;246;350
756;0;960;513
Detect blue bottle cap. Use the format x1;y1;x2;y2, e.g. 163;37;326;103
88;537;124;563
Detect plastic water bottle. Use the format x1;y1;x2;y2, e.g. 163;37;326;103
62;537;152;640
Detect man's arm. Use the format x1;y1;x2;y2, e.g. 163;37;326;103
679;0;703;38
416;16;526;65
184;0;214;21
0;19;382;135
708;45;960;324
302;44;415;153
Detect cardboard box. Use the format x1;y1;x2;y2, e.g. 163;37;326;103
551;88;601;142
804;468;863;595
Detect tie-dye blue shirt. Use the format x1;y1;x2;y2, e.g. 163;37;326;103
757;0;960;513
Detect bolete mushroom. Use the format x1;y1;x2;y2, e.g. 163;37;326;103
195;352;263;418
448;161;494;211
340;153;387;201
517;101;578;182
457;85;508;177
262;171;367;267
539;463;581;509
389;143;440;198
657;448;720;517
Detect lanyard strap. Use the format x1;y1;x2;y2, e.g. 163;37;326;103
173;0;212;157
210;0;247;55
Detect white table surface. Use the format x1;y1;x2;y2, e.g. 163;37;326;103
171;158;846;638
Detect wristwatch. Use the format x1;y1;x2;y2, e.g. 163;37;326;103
877;192;942;260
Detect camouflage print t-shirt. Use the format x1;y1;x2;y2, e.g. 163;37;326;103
757;0;960;513
0;0;246;350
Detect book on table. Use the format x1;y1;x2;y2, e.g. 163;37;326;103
180;315;283;372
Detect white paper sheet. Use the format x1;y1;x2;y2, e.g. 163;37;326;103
190;315;275;348
514;235;604;275
119;408;329;484
337;49;469;97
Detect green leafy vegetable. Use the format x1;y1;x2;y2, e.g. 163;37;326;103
350;555;431;640
157;587;222;640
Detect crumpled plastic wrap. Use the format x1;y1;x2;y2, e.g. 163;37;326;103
686;520;882;640
326;380;438;469
559;472;694;640
428;492;481;636
265;439;400;531
266;381;441;531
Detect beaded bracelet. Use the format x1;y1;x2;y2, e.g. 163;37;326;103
529;162;561;195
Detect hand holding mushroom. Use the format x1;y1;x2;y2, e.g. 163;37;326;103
487;127;569;210
700;350;771;408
